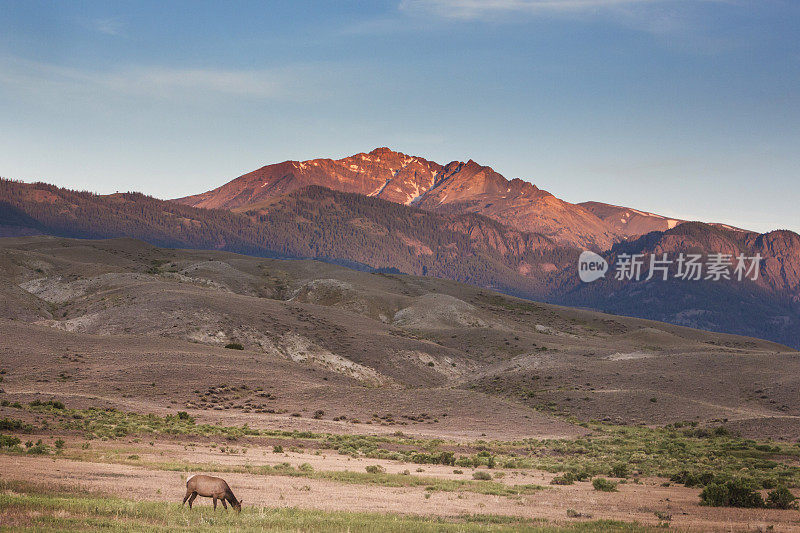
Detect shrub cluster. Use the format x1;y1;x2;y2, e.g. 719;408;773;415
767;487;799;510
550;474;575;485
610;462;629;478
592;478;618;492
0;434;22;449
0;434;51;455
0;418;33;432
700;479;763;508
671;470;716;488
24;439;50;455
700;479;798;509
550;471;591;485
411;451;455;466
29;399;65;409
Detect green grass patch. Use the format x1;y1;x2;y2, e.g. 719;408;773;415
15;403;800;490
0;480;656;532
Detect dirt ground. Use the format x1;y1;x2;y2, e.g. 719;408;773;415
1;437;799;532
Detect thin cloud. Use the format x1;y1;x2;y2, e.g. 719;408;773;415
0;56;322;103
90;17;125;36
106;66;284;99
399;0;728;19
399;0;739;52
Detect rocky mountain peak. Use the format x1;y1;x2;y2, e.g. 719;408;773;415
368;146;405;159
173;148;695;250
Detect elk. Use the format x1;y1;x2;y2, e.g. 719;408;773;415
182;474;242;512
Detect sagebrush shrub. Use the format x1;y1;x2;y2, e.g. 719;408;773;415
767;487;798;510
592;478;618;492
0;418;31;432
0;434;21;448
550;473;575;485
611;463;629;478
671;470;716;487
700;479;765;508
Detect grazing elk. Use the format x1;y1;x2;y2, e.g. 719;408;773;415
182;474;242;512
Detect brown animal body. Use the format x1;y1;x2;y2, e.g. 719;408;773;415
182;474;242;512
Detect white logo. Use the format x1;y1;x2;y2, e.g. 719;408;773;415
578;251;608;283
580;252;761;283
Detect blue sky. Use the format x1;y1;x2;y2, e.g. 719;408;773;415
1;0;798;233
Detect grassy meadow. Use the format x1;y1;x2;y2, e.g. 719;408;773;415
0;481;658;532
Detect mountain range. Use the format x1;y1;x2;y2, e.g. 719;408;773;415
2;147;799;347
177;148;624;250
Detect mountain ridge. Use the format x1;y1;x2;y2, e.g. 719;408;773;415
175;148;619;249
175;147;760;251
4;177;800;348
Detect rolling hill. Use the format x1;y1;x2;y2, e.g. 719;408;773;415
3;176;800;348
2;235;797;438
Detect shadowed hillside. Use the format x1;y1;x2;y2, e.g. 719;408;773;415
0;178;575;297
3;178;800;348
2;235;798;438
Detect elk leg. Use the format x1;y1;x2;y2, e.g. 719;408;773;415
221;498;228;510
182;491;191;506
213;496;218;510
187;492;197;509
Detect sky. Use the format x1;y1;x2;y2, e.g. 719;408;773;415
1;0;798;234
